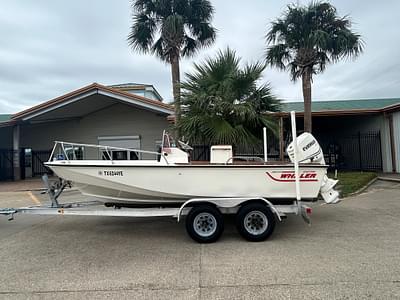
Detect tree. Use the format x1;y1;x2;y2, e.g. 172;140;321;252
178;48;280;146
128;0;217;133
265;1;363;132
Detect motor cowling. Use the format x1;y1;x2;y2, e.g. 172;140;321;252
287;132;325;164
287;132;340;204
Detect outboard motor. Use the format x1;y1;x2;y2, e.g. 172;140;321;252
287;133;340;204
287;132;325;164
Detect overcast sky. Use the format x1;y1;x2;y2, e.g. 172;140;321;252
1;0;399;113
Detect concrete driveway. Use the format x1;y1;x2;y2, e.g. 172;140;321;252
0;180;399;299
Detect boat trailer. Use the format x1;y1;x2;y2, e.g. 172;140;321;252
0;174;312;243
0;112;321;243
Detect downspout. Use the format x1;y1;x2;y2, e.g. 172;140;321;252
388;114;397;173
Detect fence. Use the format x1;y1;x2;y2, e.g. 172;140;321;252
32;150;52;176
191;131;383;171
317;131;382;171
191;144;282;162
0;149;15;181
0;149;53;181
0;132;384;182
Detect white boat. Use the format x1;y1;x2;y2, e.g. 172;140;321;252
45;131;339;206
1;113;340;243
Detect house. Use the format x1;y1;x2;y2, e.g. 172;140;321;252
272;98;400;173
1;87;399;181
0;83;174;181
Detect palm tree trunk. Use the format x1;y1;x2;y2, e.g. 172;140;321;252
302;69;312;133
171;54;181;137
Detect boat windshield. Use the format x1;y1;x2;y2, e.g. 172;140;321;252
161;131;193;152
161;131;177;149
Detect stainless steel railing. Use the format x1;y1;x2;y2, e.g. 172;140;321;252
48;141;169;164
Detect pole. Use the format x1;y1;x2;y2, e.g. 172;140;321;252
279;117;284;161
290;111;301;202
263;127;268;162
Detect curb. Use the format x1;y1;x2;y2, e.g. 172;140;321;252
344;176;378;198
377;176;400;183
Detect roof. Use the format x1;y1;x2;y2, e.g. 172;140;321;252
282;98;400;112
275;98;400;117
108;82;152;89
0;114;12;122
1;83;173;127
108;82;163;101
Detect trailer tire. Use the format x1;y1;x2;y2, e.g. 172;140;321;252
185;205;224;243
236;203;275;242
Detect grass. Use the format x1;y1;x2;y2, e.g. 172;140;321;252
329;171;377;198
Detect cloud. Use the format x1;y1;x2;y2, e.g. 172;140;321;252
0;0;399;113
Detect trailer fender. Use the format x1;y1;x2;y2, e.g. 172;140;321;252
177;197;281;222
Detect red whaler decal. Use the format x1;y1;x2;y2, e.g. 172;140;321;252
266;171;318;182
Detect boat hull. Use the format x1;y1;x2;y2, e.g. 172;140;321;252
46;161;327;205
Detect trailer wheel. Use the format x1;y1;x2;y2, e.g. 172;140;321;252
185;205;224;243
236;203;275;242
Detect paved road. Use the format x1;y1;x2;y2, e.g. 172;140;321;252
0;180;399;299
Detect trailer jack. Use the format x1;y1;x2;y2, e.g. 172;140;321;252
42;174;71;208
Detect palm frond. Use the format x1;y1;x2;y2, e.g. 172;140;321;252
129;0;216;62
265;44;291;70
179;48;281;145
181;35;198;57
265;1;363;80
151;37;169;61
128;13;156;53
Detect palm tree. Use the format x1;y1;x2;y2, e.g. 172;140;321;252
178;48;280;146
128;0;217;132
265;1;363;132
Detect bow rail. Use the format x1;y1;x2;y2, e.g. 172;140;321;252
48;141;169;164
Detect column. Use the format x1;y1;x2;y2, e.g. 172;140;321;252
13;125;20;180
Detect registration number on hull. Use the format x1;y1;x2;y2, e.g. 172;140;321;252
98;170;124;176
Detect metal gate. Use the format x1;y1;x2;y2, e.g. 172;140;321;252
192;145;210;161
318;131;383;171
192;144;281;162
0;149;15;181
191;131;383;171
32;150;52;176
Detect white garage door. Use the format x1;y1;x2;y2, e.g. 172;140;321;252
98;135;141;160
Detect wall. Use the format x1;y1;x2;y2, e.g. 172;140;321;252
20;103;170;159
